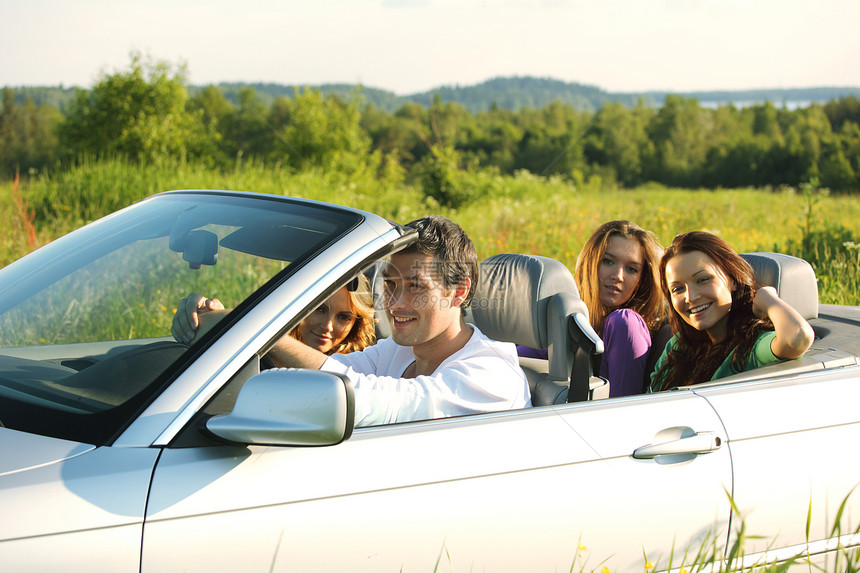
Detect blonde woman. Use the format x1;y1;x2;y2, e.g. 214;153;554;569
288;279;375;355
173;274;376;356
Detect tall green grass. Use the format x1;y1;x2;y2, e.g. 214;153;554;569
2;160;859;305
562;491;860;573
427;491;860;573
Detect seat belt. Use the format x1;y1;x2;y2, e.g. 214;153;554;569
566;314;598;403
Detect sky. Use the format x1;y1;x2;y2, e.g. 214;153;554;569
2;0;859;95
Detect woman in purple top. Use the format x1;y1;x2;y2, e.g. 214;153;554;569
519;221;666;397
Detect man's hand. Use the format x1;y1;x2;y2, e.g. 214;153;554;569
171;292;226;345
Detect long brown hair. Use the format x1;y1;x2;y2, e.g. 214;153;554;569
652;231;772;390
291;274;376;354
575;220;665;333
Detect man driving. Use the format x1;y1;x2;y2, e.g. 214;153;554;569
173;215;531;426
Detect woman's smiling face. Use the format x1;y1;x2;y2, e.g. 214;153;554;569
665;250;735;343
297;287;356;354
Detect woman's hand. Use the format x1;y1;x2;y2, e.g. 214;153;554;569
753;286;814;359
751;286;779;319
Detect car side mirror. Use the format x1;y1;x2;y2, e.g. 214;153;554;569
206;369;355;446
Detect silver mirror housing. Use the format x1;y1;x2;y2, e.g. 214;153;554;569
206;369;354;446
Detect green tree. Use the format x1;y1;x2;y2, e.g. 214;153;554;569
823;96;860;132
751;101;784;141
816;119;860;192
781;105;833;185
399;96;478;172
465;105;523;173
190;85;234;126
187;85;234;165
273;88;372;173
584;101;653;186
836;120;860;190
646;95;712;186
819;146;855;191
218;87;272;161
381;102;433;171
362;104;415;162
417;143;465;207
0;89;61;176
512;101;586;178
58;53;202;163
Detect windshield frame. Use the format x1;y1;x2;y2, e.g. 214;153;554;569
0;190;363;445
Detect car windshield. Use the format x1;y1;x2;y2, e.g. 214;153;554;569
0;191;361;444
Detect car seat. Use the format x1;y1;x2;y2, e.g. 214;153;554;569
740;252;819;320
466;253;606;406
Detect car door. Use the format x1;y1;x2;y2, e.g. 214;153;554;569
141;387;731;572
694;357;860;569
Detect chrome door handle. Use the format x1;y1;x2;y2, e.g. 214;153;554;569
632;431;722;460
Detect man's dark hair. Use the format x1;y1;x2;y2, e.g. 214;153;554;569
405;215;479;313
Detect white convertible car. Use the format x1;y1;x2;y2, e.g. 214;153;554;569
0;190;857;572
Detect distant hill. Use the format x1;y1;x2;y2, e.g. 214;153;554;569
402;76;647;112
194;77;649;112
190;78;860;113
5;76;860;113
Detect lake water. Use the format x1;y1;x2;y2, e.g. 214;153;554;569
699;100;817;110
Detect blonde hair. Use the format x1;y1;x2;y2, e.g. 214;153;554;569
575;220;665;333
291;274;376;354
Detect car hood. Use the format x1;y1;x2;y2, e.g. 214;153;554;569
0;427;95;476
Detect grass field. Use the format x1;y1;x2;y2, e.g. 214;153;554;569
1;160;858;305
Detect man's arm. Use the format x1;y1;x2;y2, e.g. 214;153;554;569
267;334;328;370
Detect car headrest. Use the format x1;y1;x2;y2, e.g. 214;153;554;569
468;253;585;349
740;252;819;320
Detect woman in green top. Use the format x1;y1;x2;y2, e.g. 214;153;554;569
650;231;814;392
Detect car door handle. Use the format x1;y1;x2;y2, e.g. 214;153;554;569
632;431;722;459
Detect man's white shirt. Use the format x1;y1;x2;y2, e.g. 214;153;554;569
321;325;531;426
